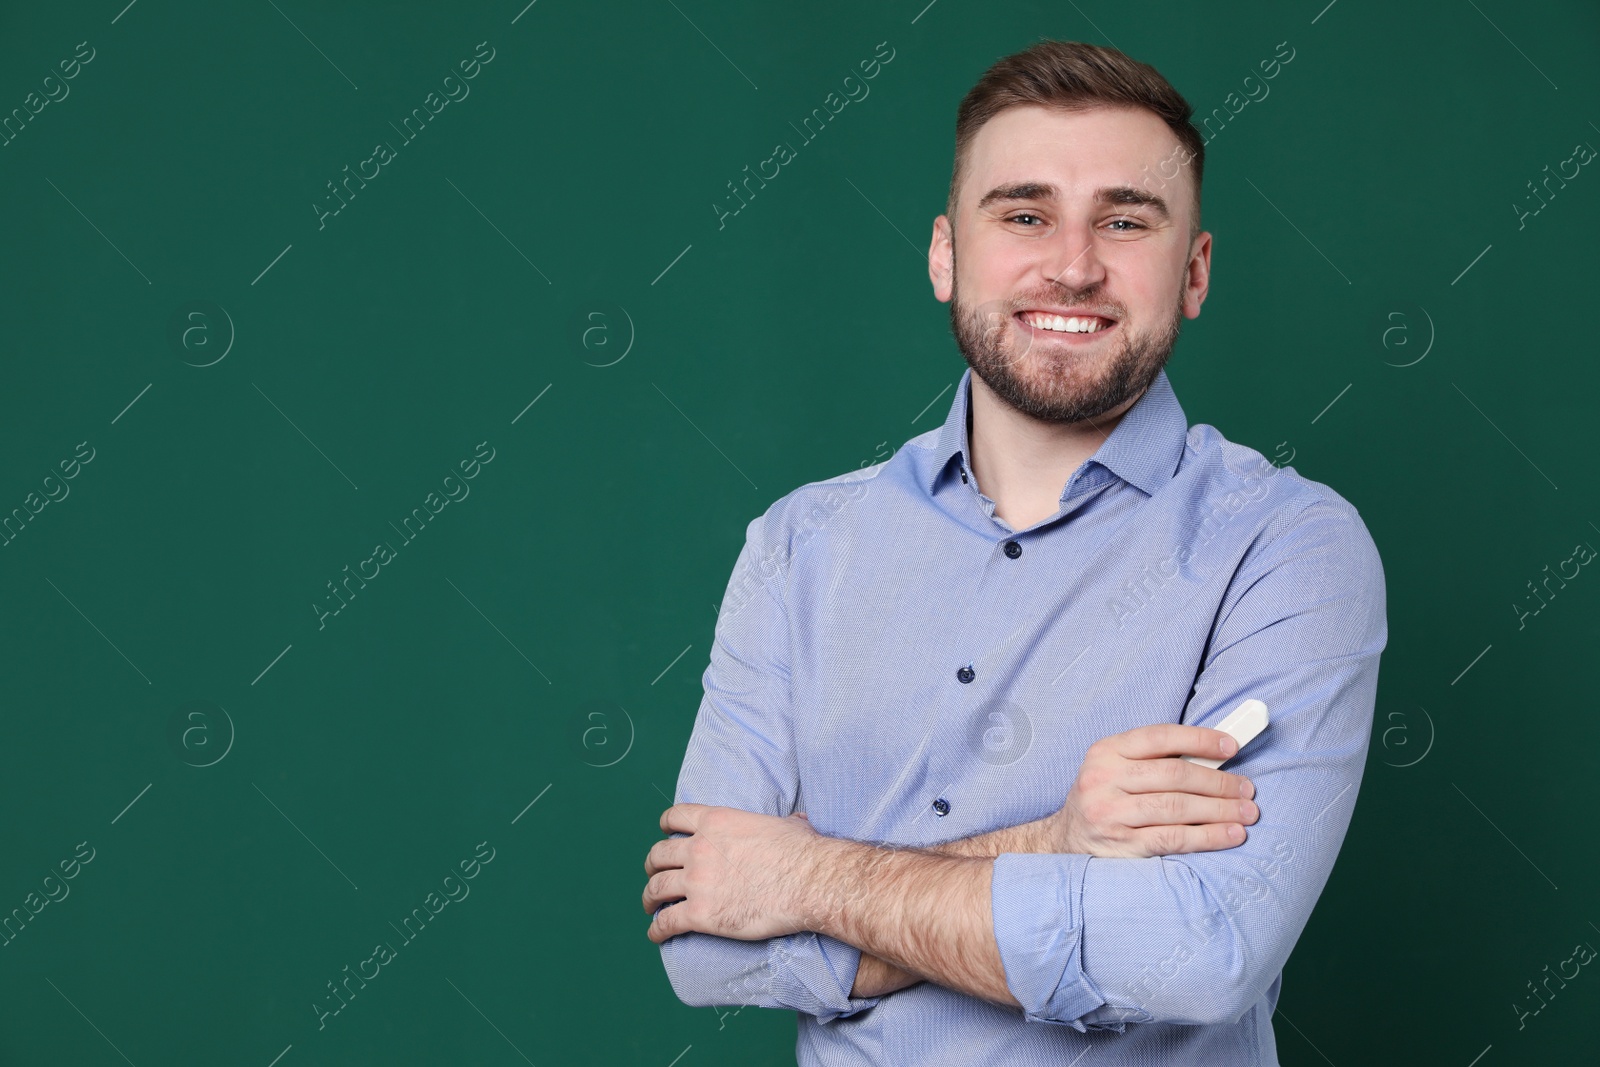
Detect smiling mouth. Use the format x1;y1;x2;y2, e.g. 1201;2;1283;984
1015;310;1118;337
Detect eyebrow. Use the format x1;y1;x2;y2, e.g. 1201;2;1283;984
976;181;1170;221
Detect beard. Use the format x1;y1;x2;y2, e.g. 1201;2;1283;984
948;260;1186;425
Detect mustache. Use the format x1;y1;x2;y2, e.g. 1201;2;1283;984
1006;289;1122;319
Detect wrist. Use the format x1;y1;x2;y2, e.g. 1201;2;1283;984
1040;810;1075;854
801;833;858;939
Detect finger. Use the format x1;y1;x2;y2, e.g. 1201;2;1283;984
644;837;687;877
1108;723;1238;762
647;899;684;944
659;802;710;835
1122;755;1255;799
642;868;686;916
1116;791;1259;830
1135;821;1249;857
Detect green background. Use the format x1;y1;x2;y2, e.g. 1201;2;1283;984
1;0;1596;1063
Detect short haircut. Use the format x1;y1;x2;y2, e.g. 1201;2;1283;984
948;39;1205;243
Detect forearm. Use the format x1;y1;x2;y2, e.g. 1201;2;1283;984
850;814;1058;996
851;950;922;997
925;813;1057;860
814;838;1018;1009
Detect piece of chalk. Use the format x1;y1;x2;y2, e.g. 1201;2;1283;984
1180;698;1269;769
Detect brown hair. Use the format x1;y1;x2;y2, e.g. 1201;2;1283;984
948;40;1205;243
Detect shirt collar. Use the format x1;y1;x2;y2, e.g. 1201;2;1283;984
921;365;1189;501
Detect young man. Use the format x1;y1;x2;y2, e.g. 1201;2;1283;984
644;39;1386;1066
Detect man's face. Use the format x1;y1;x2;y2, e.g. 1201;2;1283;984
930;104;1211;424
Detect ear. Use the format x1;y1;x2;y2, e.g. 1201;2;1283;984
1181;230;1212;319
929;215;954;303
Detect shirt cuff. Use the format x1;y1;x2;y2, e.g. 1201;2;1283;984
767;932;883;1023
991;852;1114;1030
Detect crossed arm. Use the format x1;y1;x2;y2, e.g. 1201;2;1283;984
650;500;1385;1026
645;805;1011;1003
645;724;1253;1006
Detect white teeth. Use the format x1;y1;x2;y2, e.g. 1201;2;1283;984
1023;312;1110;333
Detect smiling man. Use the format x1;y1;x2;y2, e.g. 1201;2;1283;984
645;39;1386;1066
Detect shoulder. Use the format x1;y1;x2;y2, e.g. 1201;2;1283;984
1182;422;1378;555
750;441;912;552
1183;424;1386;631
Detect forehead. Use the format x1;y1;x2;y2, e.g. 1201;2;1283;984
963;104;1184;208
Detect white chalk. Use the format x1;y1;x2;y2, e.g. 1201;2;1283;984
1180;698;1269;769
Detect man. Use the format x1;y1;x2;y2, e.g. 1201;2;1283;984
643;38;1386;1066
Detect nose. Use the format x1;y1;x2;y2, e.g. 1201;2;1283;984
1040;220;1105;293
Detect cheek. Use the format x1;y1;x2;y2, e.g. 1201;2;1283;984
1108;260;1177;311
963;243;1037;295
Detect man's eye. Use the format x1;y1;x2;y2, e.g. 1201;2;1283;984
1005;214;1145;230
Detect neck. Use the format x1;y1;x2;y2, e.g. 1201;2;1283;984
966;373;1144;530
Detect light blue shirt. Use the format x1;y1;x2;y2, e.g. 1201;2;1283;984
659;366;1387;1066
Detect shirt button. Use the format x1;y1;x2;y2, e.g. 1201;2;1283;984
932;797;950;817
1003;540;1022;559
960;468;969;484
956;665;975;684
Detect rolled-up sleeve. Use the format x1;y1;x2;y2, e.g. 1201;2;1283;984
658;507;883;1023
990;497;1387;1030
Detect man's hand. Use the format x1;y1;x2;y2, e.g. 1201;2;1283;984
1047;723;1260;859
643;803;826;945
916;724;1260;863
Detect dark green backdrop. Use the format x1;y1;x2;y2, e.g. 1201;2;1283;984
1;1;1596;1064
